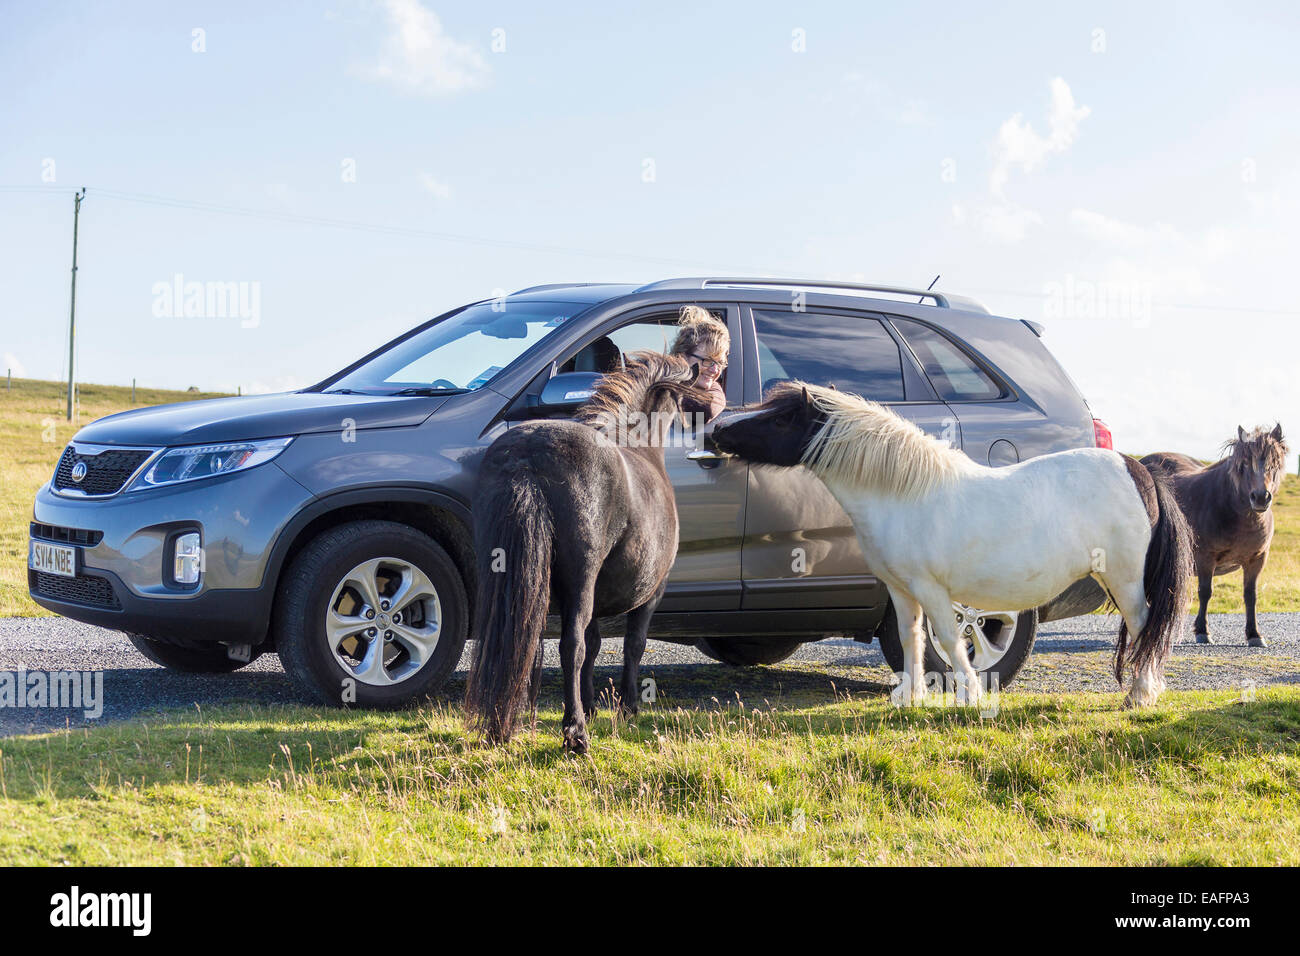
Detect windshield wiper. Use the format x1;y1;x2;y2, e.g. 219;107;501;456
389;386;469;396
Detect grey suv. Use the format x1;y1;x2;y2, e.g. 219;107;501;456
29;277;1109;707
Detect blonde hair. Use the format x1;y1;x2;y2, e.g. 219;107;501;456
671;305;730;362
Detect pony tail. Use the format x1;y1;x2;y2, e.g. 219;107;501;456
1114;465;1192;684
465;475;554;744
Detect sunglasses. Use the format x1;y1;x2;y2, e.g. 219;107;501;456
689;352;727;372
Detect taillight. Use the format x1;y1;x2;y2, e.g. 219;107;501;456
1093;418;1113;449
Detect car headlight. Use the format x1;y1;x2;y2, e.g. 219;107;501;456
128;437;294;491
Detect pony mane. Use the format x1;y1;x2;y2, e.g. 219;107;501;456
574;351;700;432
777;381;976;499
1218;425;1289;475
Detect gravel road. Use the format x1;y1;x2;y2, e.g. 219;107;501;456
2;613;1298;736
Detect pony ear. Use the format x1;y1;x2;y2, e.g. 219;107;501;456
686;362;701;387
1238;425;1247;443
1272;423;1284;443
827;383;837;391
801;385;809;405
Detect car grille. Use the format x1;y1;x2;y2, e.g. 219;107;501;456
29;569;121;609
53;445;153;496
29;522;104;548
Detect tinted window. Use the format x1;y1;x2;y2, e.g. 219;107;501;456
891;317;1003;401
753;309;904;401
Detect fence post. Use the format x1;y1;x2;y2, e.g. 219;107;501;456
131;378;136;403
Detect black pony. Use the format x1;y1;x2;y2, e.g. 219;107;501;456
1142;424;1288;646
466;352;702;752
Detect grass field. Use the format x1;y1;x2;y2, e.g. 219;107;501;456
0;378;231;615
2;376;1298;616
0;687;1297;865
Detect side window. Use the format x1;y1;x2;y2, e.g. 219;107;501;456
752;309;905;401
559;311;731;395
891;317;1004;402
607;319;677;357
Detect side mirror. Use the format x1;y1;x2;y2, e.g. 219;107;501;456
539;371;602;411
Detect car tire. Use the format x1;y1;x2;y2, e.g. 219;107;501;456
126;632;264;672
696;637;804;666
876;603;1037;688
274;520;468;708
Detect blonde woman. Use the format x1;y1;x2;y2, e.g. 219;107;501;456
670;305;729;422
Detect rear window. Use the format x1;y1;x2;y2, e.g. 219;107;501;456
891;317;1004;402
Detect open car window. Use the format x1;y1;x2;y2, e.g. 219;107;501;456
559;313;729;393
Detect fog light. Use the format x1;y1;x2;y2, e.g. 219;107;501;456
174;532;202;585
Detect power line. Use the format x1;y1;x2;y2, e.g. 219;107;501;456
2;183;769;274
3;184;1298;317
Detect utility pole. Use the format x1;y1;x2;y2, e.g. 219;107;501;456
66;187;85;421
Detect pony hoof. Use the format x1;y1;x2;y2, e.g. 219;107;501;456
1194;632;1212;645
1247;635;1268;648
1123;689;1159;709
562;727;590;755
619;704;639;720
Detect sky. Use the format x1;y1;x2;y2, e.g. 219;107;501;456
2;0;1298;459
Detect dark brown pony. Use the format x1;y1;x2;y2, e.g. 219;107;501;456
1142;424;1288;646
465;352;702;753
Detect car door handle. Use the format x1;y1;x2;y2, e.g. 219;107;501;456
687;448;732;467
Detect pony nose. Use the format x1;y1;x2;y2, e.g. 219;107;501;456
1252;490;1272;509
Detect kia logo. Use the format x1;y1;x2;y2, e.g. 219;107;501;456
70;462;88;483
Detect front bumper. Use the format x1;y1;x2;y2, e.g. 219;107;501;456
29;460;314;644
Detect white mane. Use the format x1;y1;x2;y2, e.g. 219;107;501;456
799;384;977;499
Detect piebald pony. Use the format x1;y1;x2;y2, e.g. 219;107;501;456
711;382;1191;708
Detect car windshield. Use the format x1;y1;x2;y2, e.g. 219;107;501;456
326;300;585;395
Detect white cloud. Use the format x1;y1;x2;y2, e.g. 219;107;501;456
418;171;452;200
1066;208;1241;299
989;77;1090;197
840;71;933;126
1068;208;1184;248
952;78;1090;245
952;201;1043;243
3;352;25;377
358;0;488;96
897;99;933;126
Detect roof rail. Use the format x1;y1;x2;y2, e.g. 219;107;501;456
633;277;988;313
510;282;626;296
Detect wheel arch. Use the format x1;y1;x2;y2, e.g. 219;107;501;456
262;486;476;647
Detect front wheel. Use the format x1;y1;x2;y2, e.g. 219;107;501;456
696;637;804;666
876;604;1037;688
274;520;468;708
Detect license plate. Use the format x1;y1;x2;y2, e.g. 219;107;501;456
29;540;78;578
